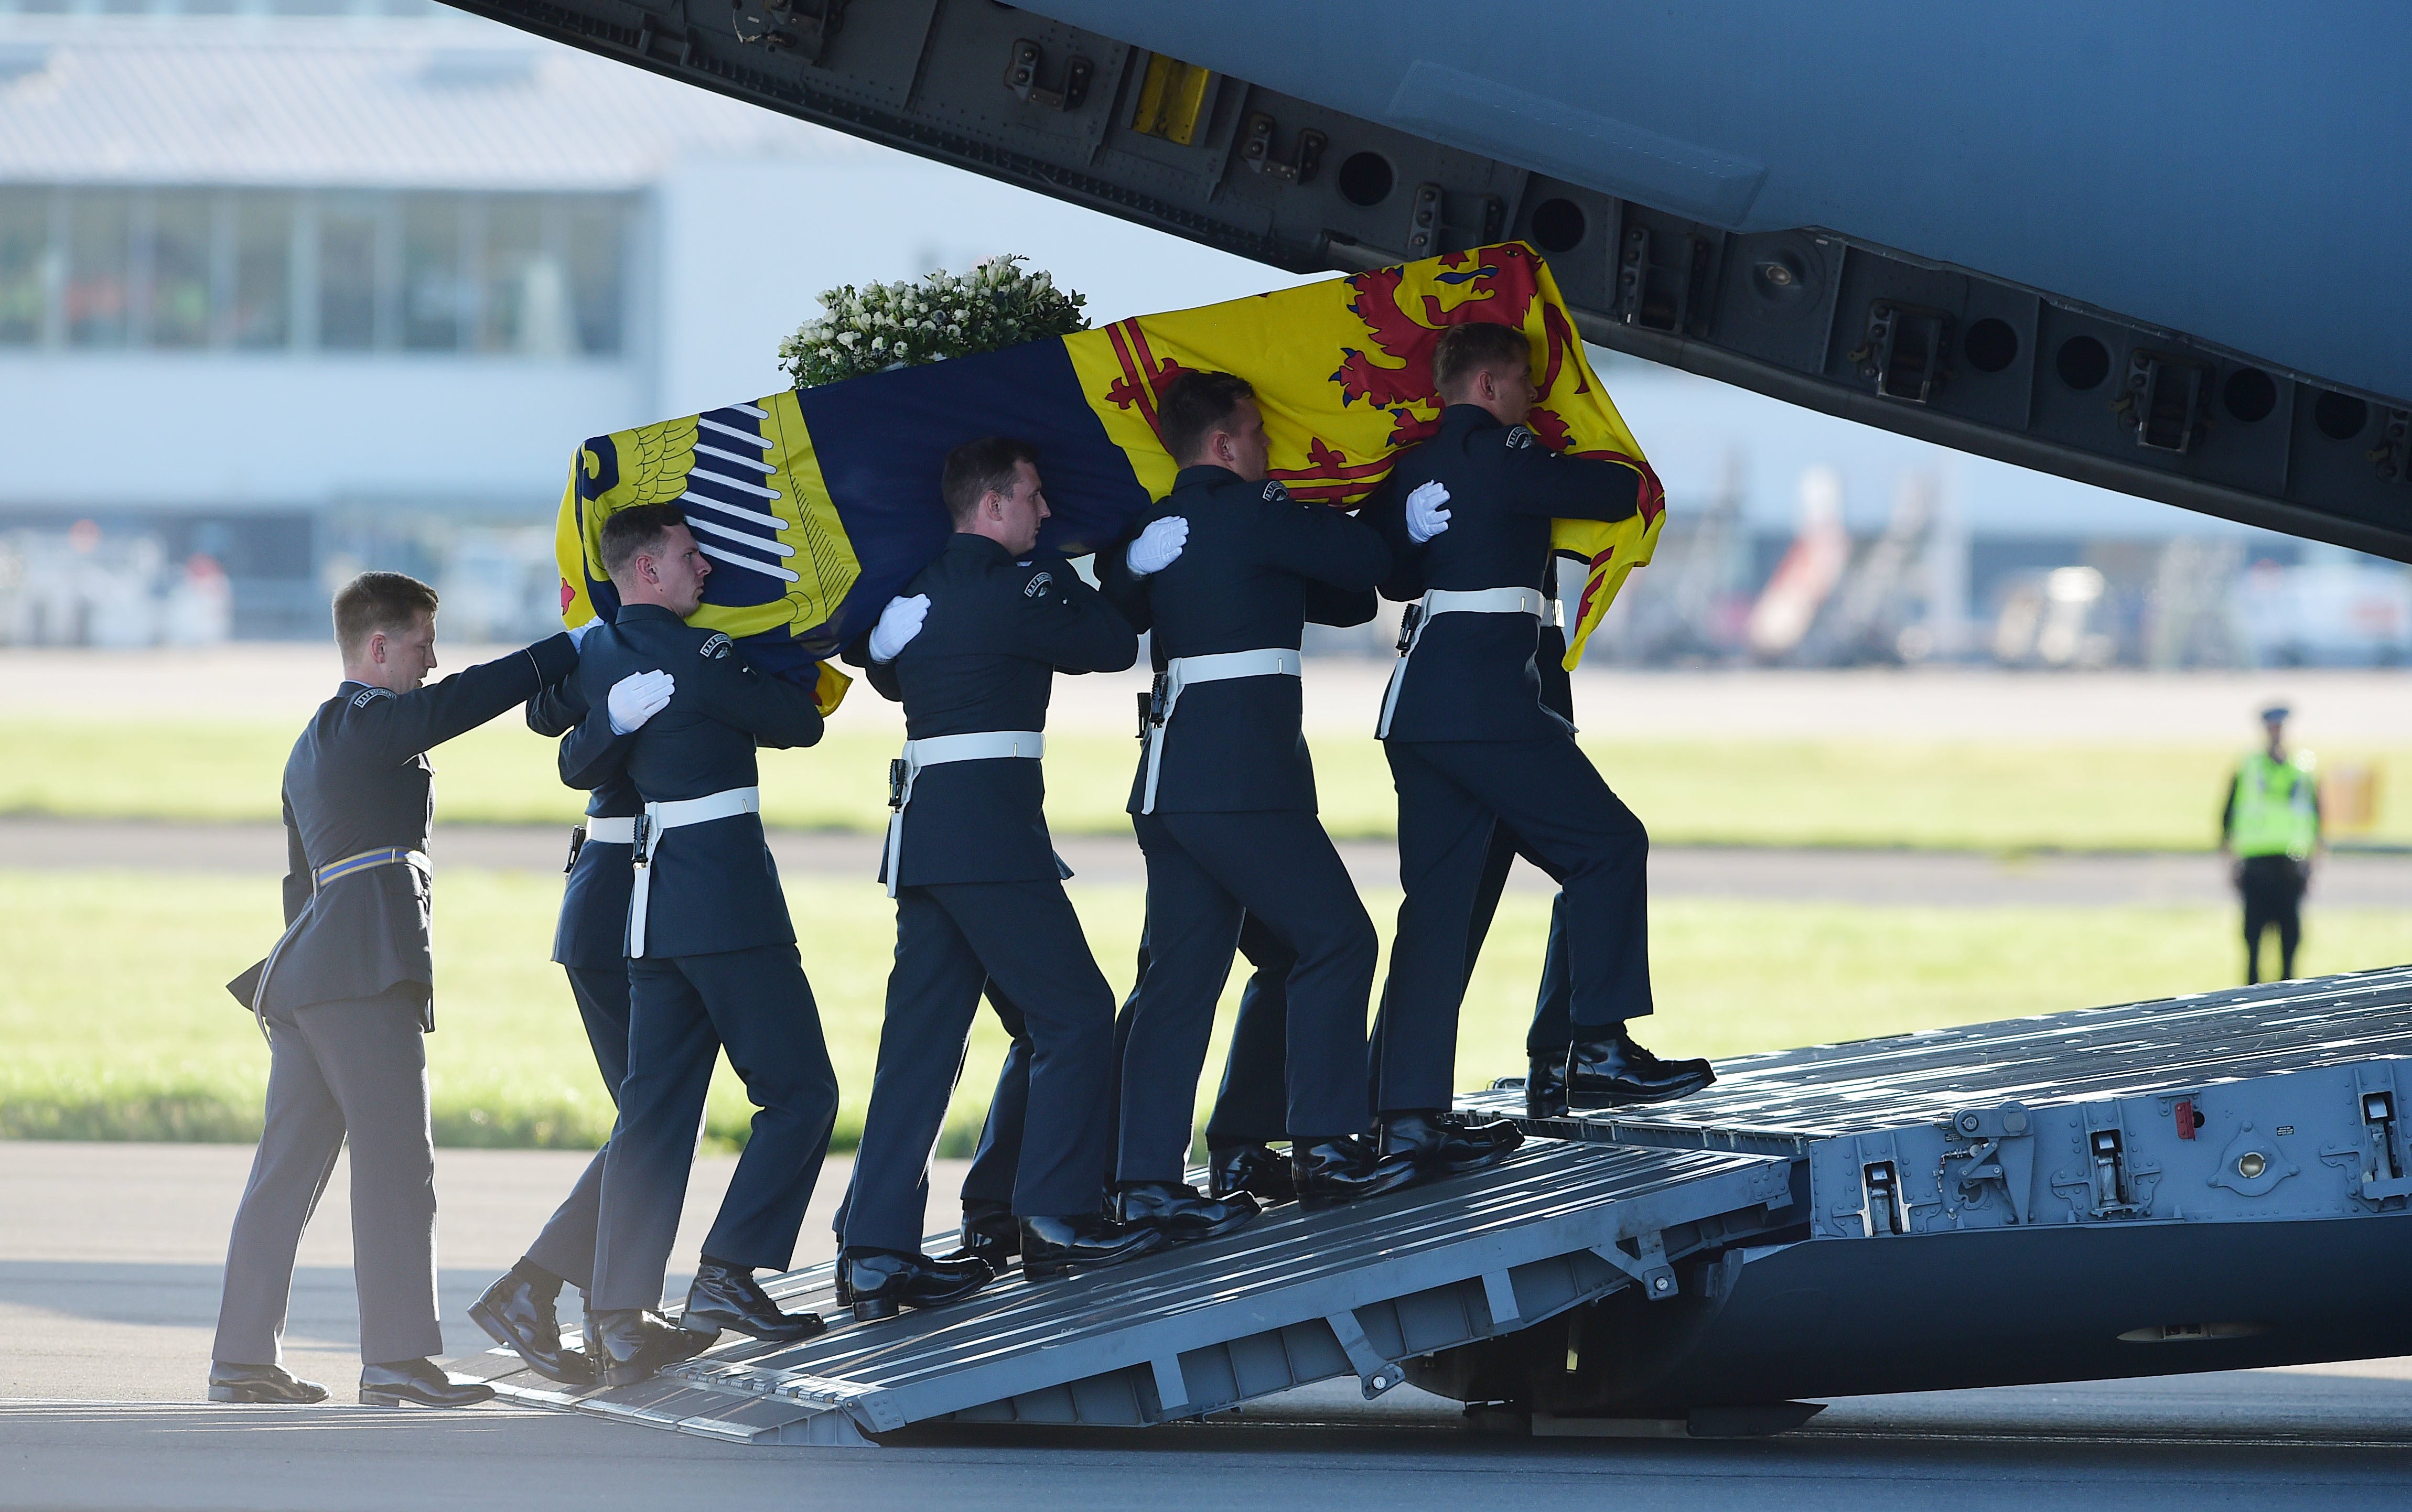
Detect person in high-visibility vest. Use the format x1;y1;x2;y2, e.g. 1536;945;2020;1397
2221;704;2323;985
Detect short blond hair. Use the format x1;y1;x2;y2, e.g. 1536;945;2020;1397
331;571;437;658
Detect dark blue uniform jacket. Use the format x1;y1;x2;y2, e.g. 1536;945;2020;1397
1371;404;1637;743
559;602;823;958
1100;464;1388;815
233;635;578;1028
859;535;1136;888
527;681;639;971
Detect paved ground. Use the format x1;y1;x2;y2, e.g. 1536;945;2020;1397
9;814;2409;909
3;1142;2407;1510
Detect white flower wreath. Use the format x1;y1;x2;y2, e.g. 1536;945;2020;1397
778;255;1089;388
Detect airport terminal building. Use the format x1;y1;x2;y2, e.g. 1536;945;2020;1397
0;2;930;640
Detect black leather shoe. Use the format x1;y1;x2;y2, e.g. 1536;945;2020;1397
207;1361;328;1405
1525;1053;1570;1117
1564;1029;1716;1108
358;1358;495;1409
839;1249;994;1322
683;1258;826;1344
587;1309;713;1388
1018;1213;1169;1279
1289;1135;1421;1210
468;1269;594;1385
1113;1181;1260;1242
944;1202;1020;1269
1208;1142;1297;1205
1380;1110;1523;1177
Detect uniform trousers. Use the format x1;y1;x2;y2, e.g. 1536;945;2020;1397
591;943;836;1312
1464;827;1577;1058
1202;829;1576;1142
831;982;1027;1243
1374;735;1651;1114
845;881;1115;1253
1200;917;1305;1147
522;964;632;1293
2240;854;2308;984
960;986;1033;1212
214;982;440;1366
1118;809;1377;1182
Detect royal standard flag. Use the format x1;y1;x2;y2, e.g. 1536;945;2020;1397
556;242;1665;690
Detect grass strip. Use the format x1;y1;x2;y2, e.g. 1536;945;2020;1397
2;868;2405;1152
9;717;2410;851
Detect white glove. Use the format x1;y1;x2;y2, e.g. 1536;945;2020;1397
869;593;930;663
606;669;674;735
1125;516;1190;577
566;618;601;647
1404;480;1452;543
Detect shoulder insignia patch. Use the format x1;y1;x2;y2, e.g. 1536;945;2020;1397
1023;571;1054;598
349;687;393;709
1262;480;1291;503
1504;425;1536;450
699;632;732;660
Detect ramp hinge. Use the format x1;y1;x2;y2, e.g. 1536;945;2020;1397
1938;1101;2034;1225
1590;1231;1678;1301
1853;301;1952;405
2053;1103;2155;1219
1004;39;1092;112
1241;111;1325;185
2117;348;2211;453
2358;1068;2412;1201
1323;1311;1402;1399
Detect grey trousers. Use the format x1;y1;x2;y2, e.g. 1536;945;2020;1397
214;983;442;1367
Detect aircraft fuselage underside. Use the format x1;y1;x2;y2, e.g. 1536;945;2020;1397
445;0;2412;560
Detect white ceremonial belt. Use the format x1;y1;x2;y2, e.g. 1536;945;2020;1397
1140;647;1302;815
1376;587;1548;739
583;817;636;845
626;785;761;958
885;731;1046;897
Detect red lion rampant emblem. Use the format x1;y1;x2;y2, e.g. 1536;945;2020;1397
1095;243;1660;519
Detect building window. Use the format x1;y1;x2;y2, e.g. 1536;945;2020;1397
228;192;292;349
65;193;130;347
0;188;45;345
147;190;213;349
0;186;630;358
400;193;464;352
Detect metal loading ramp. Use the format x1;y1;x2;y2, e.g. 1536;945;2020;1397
447;1141;1795;1445
1426;965;2412;1421
448;965;2412;1443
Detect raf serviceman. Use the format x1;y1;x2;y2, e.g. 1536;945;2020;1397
1450;554;1581;1118
2222;703;2322;984
562;503;842;1386
838;436;1163;1315
464;662;675;1384
1203;565;1585;1171
1369;321;1713;1121
1103;369;1423;1210
212;571;579;1408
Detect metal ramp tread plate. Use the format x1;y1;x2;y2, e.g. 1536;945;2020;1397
1466;965;2412;1148
452;1141;1794;1445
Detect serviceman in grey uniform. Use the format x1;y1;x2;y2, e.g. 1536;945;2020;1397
561;503;842;1387
1103;369;1429;1210
838;435;1165;1316
465;662;675;1384
211;571;579;1408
